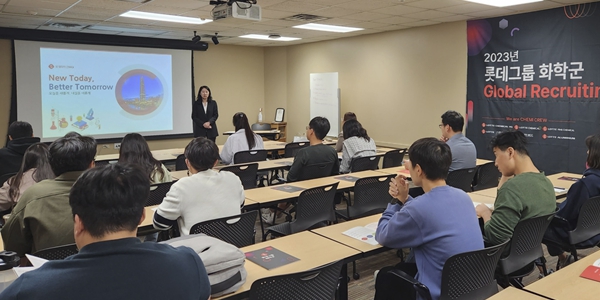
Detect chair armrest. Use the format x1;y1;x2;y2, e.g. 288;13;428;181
386;269;433;300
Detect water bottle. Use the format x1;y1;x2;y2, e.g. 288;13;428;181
258;108;263;123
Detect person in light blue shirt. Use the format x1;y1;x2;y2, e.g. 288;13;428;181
374;138;484;300
220;112;264;165
439;110;477;172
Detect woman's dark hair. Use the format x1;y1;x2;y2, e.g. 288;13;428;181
343;119;370;141
586;134;600;169
343;112;357;123
8;143;55;202
196;85;212;102
118;133;166;182
184;138;220;171
232;112;256;149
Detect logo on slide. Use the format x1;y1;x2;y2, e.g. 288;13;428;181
115;69;164;116
48;64;54;69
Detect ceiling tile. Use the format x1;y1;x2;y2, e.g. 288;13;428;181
438;3;499;14
377;15;421;25
345;11;395;21
405;0;466;9
407;10;455;19
401;19;441;27
432;14;473;22
371;5;427;15
312;6;362;18
337;0;394;11
264;1;327;13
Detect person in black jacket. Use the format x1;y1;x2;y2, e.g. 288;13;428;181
0;121;40;179
192;86;219;142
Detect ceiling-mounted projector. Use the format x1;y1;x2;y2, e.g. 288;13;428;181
212;3;261;23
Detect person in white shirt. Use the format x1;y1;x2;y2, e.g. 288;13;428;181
220;112;265;165
339;119;377;173
153;138;245;235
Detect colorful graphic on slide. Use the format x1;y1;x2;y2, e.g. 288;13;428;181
115;69;164;115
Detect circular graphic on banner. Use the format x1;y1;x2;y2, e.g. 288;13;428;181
115;69;164;115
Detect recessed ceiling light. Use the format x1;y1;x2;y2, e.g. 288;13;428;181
464;0;543;7
120;11;212;25
240;34;300;41
293;23;363;33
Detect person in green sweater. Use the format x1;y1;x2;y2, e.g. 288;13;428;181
475;130;555;246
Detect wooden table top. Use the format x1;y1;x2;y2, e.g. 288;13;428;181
525;249;600;299
476;158;493;166
472;172;581;200
224;130;280;135
487;287;546;299
244;170;389;204
218;231;361;299
311;214;383;253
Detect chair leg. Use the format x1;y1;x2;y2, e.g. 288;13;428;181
539;257;548;276
509;277;524;289
352;261;360;280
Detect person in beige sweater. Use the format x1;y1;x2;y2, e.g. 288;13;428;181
0;143;55;212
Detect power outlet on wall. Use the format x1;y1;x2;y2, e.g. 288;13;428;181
114;143;121;149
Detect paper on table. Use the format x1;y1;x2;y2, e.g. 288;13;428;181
13;255;50;277
342;226;379;245
364;222;378;231
473;202;494;210
554;187;567;194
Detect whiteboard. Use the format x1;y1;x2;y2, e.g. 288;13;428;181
310;72;339;137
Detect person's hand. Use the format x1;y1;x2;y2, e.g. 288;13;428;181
475;204;492;222
440;136;449;142
403;159;411;170
389;174;409;204
203;122;211;129
498;174;513;189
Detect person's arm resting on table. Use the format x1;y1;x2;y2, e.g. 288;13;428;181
153;186;182;231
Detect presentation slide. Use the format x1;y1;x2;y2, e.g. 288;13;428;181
15;40;193;142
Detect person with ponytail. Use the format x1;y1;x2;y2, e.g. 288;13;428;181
339;119;376;173
0;143;55;212
220;112;264;165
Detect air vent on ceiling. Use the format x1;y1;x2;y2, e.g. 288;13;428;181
47;23;84;29
117;0;153;3
282;14;329;22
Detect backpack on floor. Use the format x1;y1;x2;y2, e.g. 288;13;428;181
162;234;246;297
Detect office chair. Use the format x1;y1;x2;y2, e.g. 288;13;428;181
189;210;258;248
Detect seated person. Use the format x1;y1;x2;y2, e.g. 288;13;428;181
287;116;339;182
0;143;55;212
220;112;265;165
153;138;245;235
543;134;600;264
0;163;211;300
374;138;483;300
0;121;40;178
118;133;171;184
335;112;357;152
475;130;555;247
339;119;376;173
439;111;476;172
2;134;96;256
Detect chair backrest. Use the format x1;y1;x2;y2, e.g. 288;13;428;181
290;182;339;234
249;260;343;300
382;148;407;169
499;212;555;275
295;161;336;182
350;155;381;172
189;211;258;248
472;162;501;191
350;175;395;218
446;167;477;192
175;154;187;171
0;172;16;185
32;243;79;260
146;181;174;206
284;142;309;158
94;160;110;167
234;150;268;164
439;240;509;300
220;163;259;190
569;196;600;245
251;123;272;131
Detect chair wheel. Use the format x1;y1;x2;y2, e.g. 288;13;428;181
353;273;360;280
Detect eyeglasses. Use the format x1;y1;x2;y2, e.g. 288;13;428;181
438;124;444;128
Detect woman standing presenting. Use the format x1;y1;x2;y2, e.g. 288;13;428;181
192;85;219;142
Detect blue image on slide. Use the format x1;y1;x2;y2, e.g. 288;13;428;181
115;69;164;115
